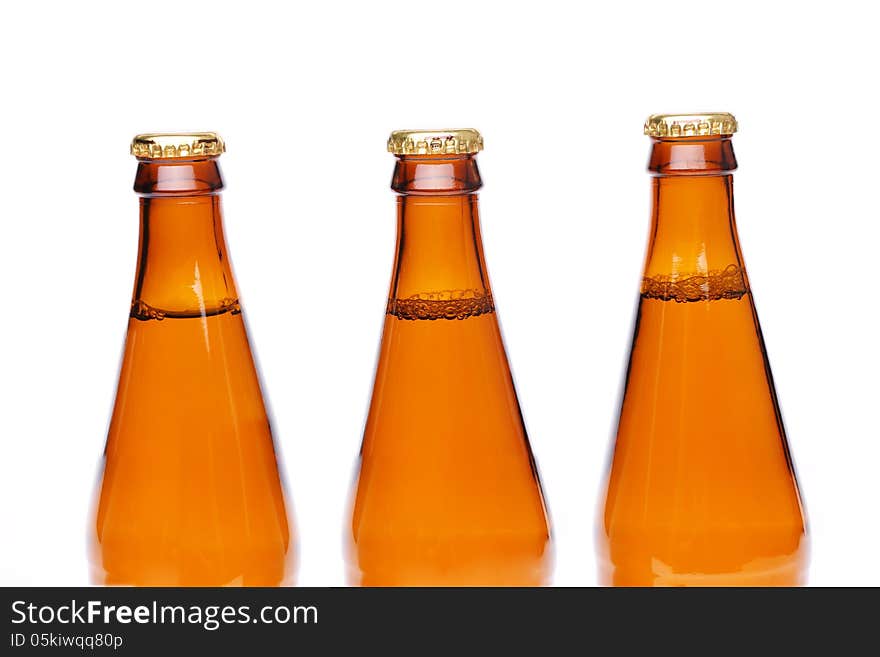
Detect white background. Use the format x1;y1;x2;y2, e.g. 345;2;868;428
0;1;877;586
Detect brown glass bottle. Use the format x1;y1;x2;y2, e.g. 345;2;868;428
346;130;552;586
89;133;296;586
597;114;808;586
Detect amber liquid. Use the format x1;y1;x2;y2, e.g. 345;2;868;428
89;159;294;586
347;156;552;586
598;138;807;586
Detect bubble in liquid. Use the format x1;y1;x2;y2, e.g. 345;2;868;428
641;264;749;303
130;298;241;321
387;289;496;321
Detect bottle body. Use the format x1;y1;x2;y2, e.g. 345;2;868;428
89;152;295;586
598;132;808;586
346;148;552;585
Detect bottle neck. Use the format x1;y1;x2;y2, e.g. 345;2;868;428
387;155;493;320
130;159;238;319
643;137;748;301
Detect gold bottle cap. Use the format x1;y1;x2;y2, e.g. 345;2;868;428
130;132;226;159
387;129;483;155
644;113;738;138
